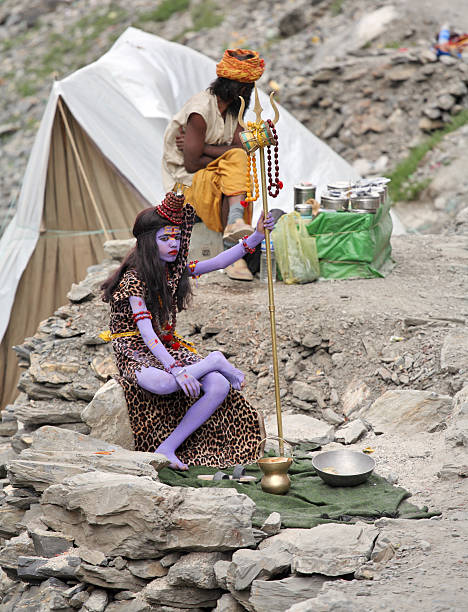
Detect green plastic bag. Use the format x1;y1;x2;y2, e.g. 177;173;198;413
272;211;320;284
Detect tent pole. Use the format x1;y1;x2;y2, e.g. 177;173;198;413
57;97;111;241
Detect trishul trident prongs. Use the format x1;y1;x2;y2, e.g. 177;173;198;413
238;84;285;457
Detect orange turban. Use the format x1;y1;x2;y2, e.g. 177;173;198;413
216;49;265;83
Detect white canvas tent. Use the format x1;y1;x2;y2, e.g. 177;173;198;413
0;27;366;407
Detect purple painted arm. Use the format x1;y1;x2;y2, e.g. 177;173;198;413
189;212;275;277
129;296;201;397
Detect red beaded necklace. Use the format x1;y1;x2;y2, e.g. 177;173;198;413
266;119;283;198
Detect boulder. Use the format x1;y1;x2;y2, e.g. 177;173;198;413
82;379;135;450
213;560;231;590
17;553;80;581
265;414;334;446
128;559;168;580
440;329;468;373
1;576;72;611
0;504;25;538
261;512;281;536
341;379;370;417
249;575;326;612
167;552;227;589
258;523;378;576
334;419;367;444
0;532;35;571
83;588;108;611
77;562;147;590
227;548;292;591
142;575;222;608
215;593;244;611
30;528;74;558
41;472;256;558
359;390;453;434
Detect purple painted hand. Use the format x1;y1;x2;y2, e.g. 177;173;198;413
172;367;202;398
187;212;277;279
256;211;275;234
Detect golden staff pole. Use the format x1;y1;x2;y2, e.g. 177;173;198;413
239;85;284;456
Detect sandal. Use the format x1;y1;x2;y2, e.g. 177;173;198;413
197;464;256;483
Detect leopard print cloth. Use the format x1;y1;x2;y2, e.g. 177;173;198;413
109;268;265;468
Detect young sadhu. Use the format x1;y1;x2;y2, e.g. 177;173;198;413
101;191;275;470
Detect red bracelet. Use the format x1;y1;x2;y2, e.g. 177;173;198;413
241;236;256;255
133;310;152;322
188;260;200;279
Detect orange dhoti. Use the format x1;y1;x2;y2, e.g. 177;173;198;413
181;148;252;233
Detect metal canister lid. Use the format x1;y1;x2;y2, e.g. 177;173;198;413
327;181;355;194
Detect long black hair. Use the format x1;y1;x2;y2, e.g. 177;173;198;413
101;208;192;323
209;77;254;117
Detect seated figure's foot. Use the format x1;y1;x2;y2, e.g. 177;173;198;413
226;367;245;391
226;259;253;281
155;445;188;471
223;219;254;243
206;351;245;390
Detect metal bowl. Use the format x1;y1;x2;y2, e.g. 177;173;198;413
312;450;375;487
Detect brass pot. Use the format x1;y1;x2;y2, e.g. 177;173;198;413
257;456;293;494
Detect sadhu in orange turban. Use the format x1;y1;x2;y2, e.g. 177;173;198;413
216;48;265;83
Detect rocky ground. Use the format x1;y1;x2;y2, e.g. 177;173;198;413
0;220;467;610
1;0;468;610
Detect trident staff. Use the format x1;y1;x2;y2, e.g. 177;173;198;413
238;85;285;456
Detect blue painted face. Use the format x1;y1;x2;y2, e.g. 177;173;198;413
156;226;181;263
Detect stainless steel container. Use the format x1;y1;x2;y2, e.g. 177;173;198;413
295;202;313;217
320;195;348;211
294;183;316;206
349;194;380;213
312;450;375;487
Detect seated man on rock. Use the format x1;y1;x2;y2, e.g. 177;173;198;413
161;48;265;281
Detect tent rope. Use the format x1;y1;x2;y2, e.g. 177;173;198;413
57;97;112;242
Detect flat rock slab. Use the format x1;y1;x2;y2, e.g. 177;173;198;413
227;548;292;591
258;523;378;576
41;472;256;558
287;587;359;612
77;562;147;591
359;390;453;434
334;418;367;444
13;399;83;425
30;425;118;452
440;329;468;373
143;576;221;608
265;414;334;445
249;575;326;612
8;445;167;491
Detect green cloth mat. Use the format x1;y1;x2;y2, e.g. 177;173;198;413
159;453;440;528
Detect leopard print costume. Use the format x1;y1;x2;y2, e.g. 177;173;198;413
108;210;265;467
